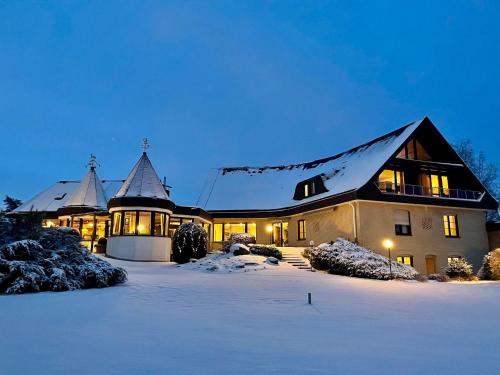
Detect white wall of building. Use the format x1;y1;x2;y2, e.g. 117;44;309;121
107;236;172;262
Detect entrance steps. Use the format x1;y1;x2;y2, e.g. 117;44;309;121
278;247;314;272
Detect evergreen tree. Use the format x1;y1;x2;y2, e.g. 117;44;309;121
3;195;22;212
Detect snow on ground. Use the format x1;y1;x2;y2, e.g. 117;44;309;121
1;255;499;374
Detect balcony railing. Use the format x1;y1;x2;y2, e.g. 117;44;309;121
375;182;483;201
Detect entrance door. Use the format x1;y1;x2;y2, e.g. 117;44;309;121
425;255;437;275
272;222;289;246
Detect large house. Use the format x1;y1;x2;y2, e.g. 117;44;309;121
13;117;498;274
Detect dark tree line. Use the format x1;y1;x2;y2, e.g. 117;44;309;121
453;139;499;219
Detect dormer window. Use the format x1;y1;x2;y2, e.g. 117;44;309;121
294;175;327;200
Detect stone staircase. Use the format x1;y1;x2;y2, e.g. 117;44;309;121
279;247;314;271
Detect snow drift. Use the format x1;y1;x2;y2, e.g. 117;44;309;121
305;238;419;280
0;227;127;294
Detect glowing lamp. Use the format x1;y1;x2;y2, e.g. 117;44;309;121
265;225;273;233
382;239;394;249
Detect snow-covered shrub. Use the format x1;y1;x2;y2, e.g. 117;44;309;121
223;233;255;252
428;274;450;282
229;243;251;256
172;223;208;264
0;229;127;294
308;238;419;280
249;244;282;260
443;258;473;279
478;249;500;280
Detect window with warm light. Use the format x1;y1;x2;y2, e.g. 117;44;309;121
447;256;462;264
153;212;164;236
214;223;223;242
396;139;431;161
396;256;414;266
378;169;404;193
137;212;151;235
123;211;137;235
247;223;257;238
443;215;459;237
298;220;306;240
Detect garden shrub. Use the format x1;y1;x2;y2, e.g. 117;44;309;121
172;223;208;263
478;249;500;280
249;244;282;260
428;274;450;282
307;238;419;280
223;233;256;252
443;258;473;279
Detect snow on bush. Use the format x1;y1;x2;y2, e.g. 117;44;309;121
478;249;500;280
182;252;269;273
443;258;473;279
306;238;419;280
0;227;127;294
172;223;208;264
223;233;255;252
229;243;251;256
249;244;282;260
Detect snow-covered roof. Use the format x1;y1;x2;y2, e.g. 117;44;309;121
62;167;108;210
13;180;123;214
200;119;423;211
114;152;170;201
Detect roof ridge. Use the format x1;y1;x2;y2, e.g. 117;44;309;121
221;119;422;173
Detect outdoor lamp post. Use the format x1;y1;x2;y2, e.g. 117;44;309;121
383;239;394;280
266;224;273;245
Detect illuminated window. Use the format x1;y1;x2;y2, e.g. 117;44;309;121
304;184;309;197
123;211;137;235
447;256;462;264
153;212;164;236
201;223;211;235
247;223;257;238
441;176;449;196
396;256;414;266
169;217;181;237
298;220;306;240
224;223;246;241
378;170;404;193
394;210;411;236
427;175;450;197
396;139;431;161
137;212;151;235
214;223;223;242
443;215;459;237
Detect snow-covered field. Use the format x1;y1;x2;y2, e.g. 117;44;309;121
1;254;499;375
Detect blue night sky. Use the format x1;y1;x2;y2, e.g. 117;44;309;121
0;1;498;205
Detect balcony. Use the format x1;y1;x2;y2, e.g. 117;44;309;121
375;182;484;201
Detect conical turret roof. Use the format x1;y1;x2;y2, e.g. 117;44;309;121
63;164;108;210
114;152;170;200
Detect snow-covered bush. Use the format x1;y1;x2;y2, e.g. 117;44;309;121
229;244;251;256
0;228;127;294
249;244;282;260
172;223;208;264
223;233;255;252
307;238;419;280
478;249;500;280
443;258;473;279
428;274;450;282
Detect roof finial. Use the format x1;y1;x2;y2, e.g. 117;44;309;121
142;138;150;153
86;153;99;170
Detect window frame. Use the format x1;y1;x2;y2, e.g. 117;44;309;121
297;219;306;240
394;210;412;236
396;255;414;267
211;222;258;242
443;215;459;238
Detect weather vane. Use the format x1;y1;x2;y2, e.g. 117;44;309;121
86;153;99;170
142;138;150;152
